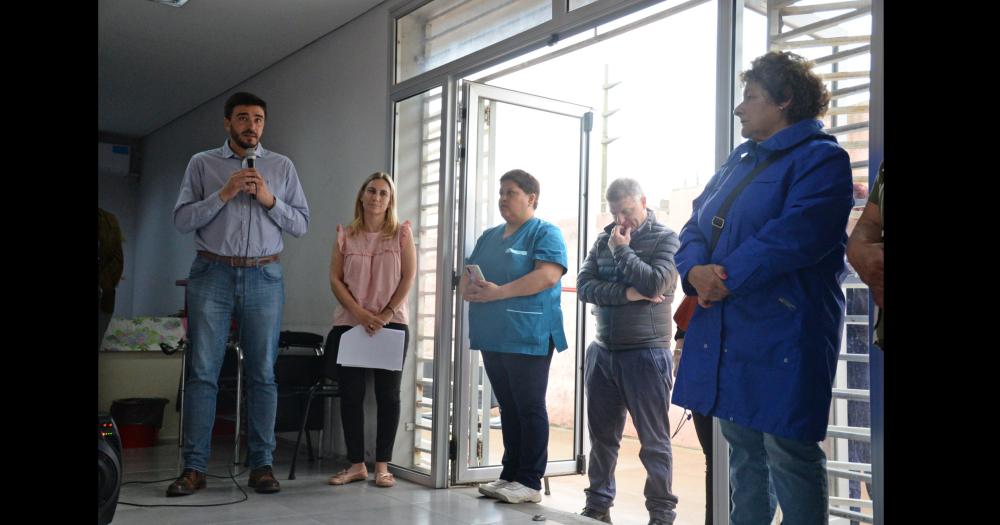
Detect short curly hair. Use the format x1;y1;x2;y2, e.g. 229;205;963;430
741;51;830;122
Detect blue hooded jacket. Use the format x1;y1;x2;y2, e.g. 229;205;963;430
672;119;853;442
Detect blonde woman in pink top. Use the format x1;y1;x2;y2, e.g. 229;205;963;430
325;172;416;488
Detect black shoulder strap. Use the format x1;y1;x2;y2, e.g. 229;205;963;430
707;147;793;256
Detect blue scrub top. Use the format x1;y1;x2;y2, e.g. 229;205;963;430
466;217;569;356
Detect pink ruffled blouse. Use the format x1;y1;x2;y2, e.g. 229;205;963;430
332;220;411;326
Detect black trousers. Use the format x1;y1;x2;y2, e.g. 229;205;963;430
692;410;714;525
324;324;409;464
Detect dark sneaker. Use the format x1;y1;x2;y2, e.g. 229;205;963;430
166;468;206;497
580;507;613;523
647;520;670;525
248;465;281;494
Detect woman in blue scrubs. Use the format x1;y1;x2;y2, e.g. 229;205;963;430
673;51;854;525
462;169;568;505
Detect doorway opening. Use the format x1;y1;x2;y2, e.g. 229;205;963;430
454;2;719;524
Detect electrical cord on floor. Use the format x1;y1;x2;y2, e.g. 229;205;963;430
117;459;250;508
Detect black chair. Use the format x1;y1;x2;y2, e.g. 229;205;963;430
275;331;341;480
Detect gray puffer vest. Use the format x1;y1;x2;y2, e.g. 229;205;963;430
576;211;679;351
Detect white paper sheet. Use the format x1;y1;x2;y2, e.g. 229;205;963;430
336;325;406;371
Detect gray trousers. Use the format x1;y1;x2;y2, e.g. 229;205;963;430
584;342;678;523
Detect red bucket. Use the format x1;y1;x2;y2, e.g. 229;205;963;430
117;424;159;448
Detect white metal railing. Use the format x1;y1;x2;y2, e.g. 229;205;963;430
765;2;874;523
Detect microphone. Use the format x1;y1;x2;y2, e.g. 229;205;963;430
245;148;258;198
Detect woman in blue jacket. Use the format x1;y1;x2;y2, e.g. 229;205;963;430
673;51;853;525
461;169;568;505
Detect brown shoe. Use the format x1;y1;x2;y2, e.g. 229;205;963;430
166;468;206;497
248;465;281;494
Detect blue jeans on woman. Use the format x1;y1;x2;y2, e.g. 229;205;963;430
182;256;285;473
720;419;828;525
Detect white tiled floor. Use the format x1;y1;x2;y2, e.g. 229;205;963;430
110;439;604;525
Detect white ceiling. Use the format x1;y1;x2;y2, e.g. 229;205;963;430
98;0;386;138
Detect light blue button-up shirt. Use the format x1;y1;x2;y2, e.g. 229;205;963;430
173;140;309;256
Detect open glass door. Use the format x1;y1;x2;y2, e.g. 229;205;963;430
452;81;592;485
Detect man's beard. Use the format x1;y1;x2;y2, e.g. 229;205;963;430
231;131;257;150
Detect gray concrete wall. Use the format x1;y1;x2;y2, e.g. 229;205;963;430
132;4;390;331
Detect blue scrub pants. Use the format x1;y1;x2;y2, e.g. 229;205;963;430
480;348;553;491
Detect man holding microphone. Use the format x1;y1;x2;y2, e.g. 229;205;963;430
168;92;309;496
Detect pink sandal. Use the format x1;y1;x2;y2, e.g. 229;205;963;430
328;469;368;485
375;472;396;488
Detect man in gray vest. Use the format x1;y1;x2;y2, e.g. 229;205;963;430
577;178;680;525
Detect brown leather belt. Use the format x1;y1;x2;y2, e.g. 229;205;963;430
197;250;280;268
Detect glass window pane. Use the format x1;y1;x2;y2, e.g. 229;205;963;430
392;86;443;474
397;0;552;83
569;0;599;9
594;0;693;35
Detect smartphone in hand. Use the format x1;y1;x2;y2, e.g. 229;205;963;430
465;264;485;283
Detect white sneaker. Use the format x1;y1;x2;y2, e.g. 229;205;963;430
494;481;541;503
478;479;511;498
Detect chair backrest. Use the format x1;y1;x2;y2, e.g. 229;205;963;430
278;331;324;356
275;354;323;388
274;331;327;432
275;331;326;388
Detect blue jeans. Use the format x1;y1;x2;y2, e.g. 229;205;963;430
182;256;284;472
480;348;553;491
584;343;678;523
720;419;828;525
